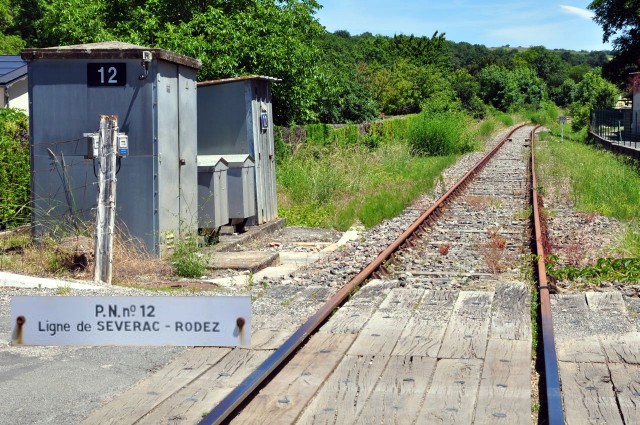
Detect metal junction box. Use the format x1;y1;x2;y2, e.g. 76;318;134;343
23;42;201;256
197;76;278;225
197;155;229;230
224;154;256;226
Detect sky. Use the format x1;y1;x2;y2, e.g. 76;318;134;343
314;1;611;51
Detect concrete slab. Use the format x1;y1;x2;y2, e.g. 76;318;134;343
215;218;287;252
0;271;104;290
207;251;280;273
204;225;363;288
279;251;322;265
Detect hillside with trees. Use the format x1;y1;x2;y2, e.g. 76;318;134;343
0;0;620;126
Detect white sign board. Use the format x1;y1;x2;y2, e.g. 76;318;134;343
10;296;251;347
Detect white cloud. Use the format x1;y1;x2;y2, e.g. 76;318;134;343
560;5;595;20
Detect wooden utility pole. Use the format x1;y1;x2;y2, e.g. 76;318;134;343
94;115;118;284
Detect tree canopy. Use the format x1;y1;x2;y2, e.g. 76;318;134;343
0;0;616;124
589;0;640;89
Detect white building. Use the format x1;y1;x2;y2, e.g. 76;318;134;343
0;55;28;114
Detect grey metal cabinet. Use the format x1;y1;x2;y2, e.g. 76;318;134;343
196;155;229;230
197;76;278;225
23;42;201;256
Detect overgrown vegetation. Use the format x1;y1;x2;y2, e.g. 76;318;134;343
275;111;514;230
276;139;456;230
535;123;640;281
538;130;640;221
0;108;29;229
547;255;640;283
170;235;207;278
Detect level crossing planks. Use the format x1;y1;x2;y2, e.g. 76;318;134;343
295;354;389;425
346;287;423;356
414;358;483;424
559;361;624;425
354;355;436;424
230;332;357;425
553;291;640;425
80;347;231;425
139;348;272;424
608;363;640;423
489;282;531;340
473;339;531;424
392;289;458;357
437;291;493;359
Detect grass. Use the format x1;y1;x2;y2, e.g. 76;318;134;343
170;235;207;278
277;141;457;230
536;128;640;221
0;224;174;285
536;121;640;264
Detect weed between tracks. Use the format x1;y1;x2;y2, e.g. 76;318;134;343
478;227;508;273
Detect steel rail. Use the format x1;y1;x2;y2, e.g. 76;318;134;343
199;123;526;425
530;126;564;424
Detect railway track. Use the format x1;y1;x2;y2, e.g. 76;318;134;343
194;124;563;425
65;123;640;424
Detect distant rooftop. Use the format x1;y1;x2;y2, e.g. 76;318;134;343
198;75;281;87
22;41;202;69
0;55;27;85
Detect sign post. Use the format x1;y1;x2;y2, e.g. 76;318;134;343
94;115;118;284
559;116;567;142
11;296;251;347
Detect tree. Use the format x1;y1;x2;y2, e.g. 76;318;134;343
569;68;619;129
512;67;548;109
589;0;640;87
515;46;567;89
551;79;577;107
478;65;523;112
15;0;325;125
0;0;25;53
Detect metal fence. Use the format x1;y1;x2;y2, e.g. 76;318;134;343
591;108;640;147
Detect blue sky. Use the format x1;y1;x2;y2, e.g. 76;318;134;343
314;1;611;51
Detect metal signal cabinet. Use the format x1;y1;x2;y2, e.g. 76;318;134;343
225;154;256;230
196;155;229;230
197;76;279;225
22;42;201;256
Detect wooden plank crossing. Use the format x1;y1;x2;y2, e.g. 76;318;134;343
489;282;530;340
609;363;640;423
139;348;272;424
80;347;231;425
355;355;437;424
232;333;357;425
559;361;624;425
552;292;640;425
437;291;493;359
473;339;531;424
414;358;483;424
295;354;390;424
392;290;457;357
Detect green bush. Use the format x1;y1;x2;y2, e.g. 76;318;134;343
407;112;473;156
525;101;559;126
171;236;206;278
0;109;30;229
492;111;514;126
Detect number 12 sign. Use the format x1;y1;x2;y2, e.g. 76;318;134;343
87;63;127;87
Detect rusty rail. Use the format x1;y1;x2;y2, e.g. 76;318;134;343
530;126;564;424
199;124;526;425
